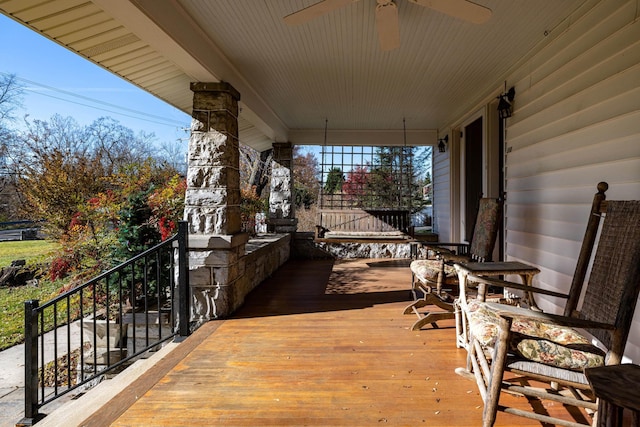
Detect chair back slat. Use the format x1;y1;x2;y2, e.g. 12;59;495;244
468;198;503;262
580;200;640;358
564;182;609;316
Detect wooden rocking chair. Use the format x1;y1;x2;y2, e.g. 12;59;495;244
402;197;502;330
454;182;609;351
458;197;640;427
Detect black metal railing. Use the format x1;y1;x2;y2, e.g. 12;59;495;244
21;222;190;425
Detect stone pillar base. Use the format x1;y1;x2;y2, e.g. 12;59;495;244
268;218;298;233
188;233;248;321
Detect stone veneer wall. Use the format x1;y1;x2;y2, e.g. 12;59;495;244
241;234;291;296
292;233;429;259
315;241;421;259
186;234;291;324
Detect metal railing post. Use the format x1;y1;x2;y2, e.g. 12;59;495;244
20;299;40;426
177;221;190;337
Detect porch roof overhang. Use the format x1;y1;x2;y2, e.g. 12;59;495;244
1;0;589;152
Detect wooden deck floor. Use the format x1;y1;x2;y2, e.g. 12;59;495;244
83;258;591;426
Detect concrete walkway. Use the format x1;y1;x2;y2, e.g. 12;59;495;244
0;321;82;426
0;340;27;427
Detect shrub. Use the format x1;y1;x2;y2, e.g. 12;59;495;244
48;255;73;282
147;175;186;240
241;186;267;235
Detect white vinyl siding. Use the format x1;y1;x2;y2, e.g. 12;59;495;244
503;0;640;361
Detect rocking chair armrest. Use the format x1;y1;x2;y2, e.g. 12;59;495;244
466;274;570;299
424;243;469;256
483;302;616;331
441;253;471;263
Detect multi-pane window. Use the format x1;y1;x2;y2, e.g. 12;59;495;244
319;145;418;210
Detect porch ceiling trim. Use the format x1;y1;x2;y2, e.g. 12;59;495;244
289;129;437;147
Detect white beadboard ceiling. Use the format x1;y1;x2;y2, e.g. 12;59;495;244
0;0;589;151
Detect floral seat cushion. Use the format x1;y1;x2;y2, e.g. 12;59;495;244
467;300;605;371
410;259;458;285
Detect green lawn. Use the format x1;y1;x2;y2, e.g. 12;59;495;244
0;239;60;268
0;279;62;350
0;240;62;350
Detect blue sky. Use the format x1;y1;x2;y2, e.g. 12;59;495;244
0;13;431;176
0;13;191;149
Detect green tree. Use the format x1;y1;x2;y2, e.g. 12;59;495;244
323;167;343;195
339;146;429;211
113;188;161;258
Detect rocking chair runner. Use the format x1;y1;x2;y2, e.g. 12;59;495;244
459;197;640;427
402;198;502;330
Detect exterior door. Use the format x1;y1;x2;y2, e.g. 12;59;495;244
464;117;483;241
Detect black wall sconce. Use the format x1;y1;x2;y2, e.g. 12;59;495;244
497;86;516;119
438;135;448;153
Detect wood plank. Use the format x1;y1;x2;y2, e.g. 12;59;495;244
79;321;224;426
103;259;591;426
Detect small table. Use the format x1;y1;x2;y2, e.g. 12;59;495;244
585;364;640;427
453;261;541;348
456;261;541;301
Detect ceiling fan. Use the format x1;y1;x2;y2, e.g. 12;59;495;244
284;0;492;51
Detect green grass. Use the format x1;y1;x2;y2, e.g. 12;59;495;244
0;279;62;350
0;240;62;350
0;240;61;268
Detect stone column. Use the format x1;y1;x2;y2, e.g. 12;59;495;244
185;82;248;322
268;142;297;233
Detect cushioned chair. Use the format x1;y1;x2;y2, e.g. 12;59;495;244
402;197;502;330
458;197;640;427
455;182;609;350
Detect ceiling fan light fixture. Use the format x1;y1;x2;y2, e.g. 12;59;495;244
376;0;400;51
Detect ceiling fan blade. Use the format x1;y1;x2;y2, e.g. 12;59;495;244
408;0;491;24
284;0;358;26
376;1;400;51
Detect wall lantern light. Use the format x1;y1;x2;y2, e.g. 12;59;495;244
438;135;448;153
497;86;516;119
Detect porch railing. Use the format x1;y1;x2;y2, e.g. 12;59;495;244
20;221;190;425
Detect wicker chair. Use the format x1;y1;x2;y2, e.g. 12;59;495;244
458;197;640;427
402;198;502;330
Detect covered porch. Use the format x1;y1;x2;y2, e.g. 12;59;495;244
38;258;590;427
2;1;640;424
